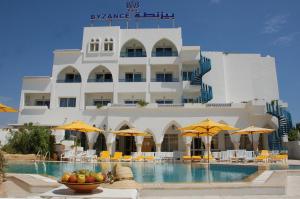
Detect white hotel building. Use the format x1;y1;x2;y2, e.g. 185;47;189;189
17;26;292;155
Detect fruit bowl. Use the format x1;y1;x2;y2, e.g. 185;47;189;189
58;181;102;193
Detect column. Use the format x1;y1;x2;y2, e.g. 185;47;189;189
185;143;191;156
230;134;241;150
135;136;144;154
248;134;260;151
145;58;151;102
86;132;99;150
156;143;161;152
201;136;212;155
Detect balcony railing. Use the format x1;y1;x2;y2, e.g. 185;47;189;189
200;56;212;75
87;79;113;82
151;78;179;82
120;51;146;57
151;51;178;57
157;104;184;107
119;78;146;82
56;79;81;83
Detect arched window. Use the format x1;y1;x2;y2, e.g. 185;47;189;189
89;38;100;52
104;38;114;52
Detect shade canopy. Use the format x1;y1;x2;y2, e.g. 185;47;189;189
113;128;151;137
180;130;217;137
53;120;103;133
179;119;239;133
230;126;275;135
0;103;17;112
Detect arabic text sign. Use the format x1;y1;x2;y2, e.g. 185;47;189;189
90;12;175;21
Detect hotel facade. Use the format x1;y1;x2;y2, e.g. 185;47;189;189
17;26;292;155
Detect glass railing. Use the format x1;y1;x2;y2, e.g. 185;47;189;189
120;51;146;57
56;79;81;83
151;78;179;82
87;79;113;82
119;78;146;82
151;51;178;57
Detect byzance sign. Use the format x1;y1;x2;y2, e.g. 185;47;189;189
90;0;175;22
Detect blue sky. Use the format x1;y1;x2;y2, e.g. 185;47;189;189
0;0;299;127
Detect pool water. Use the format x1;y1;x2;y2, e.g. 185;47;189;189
6;162;258;183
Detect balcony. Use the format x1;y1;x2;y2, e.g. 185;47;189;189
119;78;146;82
120;51;146;57
151;51;178;57
87;79;113;83
22;77;51;92
56;79;81;83
151;78;179;82
150;80;181;93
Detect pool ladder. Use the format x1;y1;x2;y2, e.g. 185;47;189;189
35;150;50;162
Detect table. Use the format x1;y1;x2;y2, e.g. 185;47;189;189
40;185;138;199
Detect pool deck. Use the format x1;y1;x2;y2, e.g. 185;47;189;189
2;160;300;198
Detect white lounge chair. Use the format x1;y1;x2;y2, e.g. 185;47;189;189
212;152;221;161
60;150;75;161
220;151;230;161
84;149;97;162
245;151;255;162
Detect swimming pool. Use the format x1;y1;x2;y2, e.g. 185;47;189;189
6;162;258;183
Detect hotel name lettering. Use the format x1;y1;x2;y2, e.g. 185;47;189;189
90;12;175;21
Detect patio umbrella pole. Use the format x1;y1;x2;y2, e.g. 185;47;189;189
251;132;255;156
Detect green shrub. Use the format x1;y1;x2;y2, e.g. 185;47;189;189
288;128;299;141
2;123;54;155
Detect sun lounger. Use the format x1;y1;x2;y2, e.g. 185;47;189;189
255;150;270;163
133;155;145;162
111;152;123;161
192;155;201;162
122;155;133;162
182;155;192;161
144;156;155;161
245;151;255;162
203;155;215;162
270;154;288;164
99;150;110;161
231;150;246;162
84;149;97;162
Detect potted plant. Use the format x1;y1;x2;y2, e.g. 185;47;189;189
0;150;7;183
136;100;148;107
96;104;103;109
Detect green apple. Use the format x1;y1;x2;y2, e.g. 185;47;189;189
95;173;104;182
77;174;86;183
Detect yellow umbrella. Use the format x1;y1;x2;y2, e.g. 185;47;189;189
113;128;151;137
113;128;151;153
0;103;17;112
53;121;104;158
179;119;238;164
230;126;275;151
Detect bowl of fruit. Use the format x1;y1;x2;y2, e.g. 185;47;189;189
59;169;105;193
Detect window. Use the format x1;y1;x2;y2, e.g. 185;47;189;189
93;100;111;106
155;47;173;57
124;100;139;104
35;100;50;108
65;74;81;83
125;73;142;82
156;99;173;104
89;38;100;52
161;134;178;152
183;98;194;103
182;71;193;81
60;98;76;107
126;48;143;57
104;38;113;52
156;73;173;82
95;73;112;82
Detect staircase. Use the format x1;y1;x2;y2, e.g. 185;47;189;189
191;55;213;103
266;100;293;150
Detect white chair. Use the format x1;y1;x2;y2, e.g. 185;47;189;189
212;152;221;160
220;151;230;161
84;149;97;162
245;151;255;162
235;150;246;162
60;150;75;161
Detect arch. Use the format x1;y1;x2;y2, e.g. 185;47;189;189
87;65;113;82
161;121;183;152
120;39;147;57
114;121;135;155
151;38;178;57
94;133;107;154
142;129;156;152
56;66;82;83
114;121;134;131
